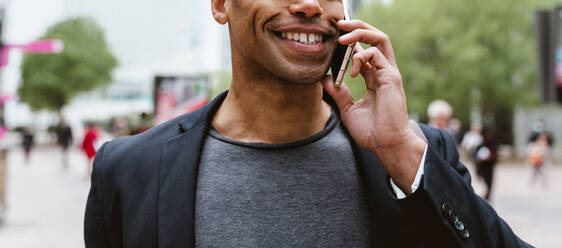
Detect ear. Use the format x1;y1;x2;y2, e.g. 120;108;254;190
211;0;229;24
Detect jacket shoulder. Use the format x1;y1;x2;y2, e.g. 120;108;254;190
98;91;227;168
93;91;227;186
105;117;180;160
94;112;204;184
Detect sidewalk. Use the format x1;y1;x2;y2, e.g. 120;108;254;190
0;146;560;247
0;146;90;248
467;161;562;248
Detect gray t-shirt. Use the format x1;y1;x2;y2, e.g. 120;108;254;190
195;113;370;248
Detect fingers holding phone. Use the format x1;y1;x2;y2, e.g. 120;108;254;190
335;20;403;92
337;20;396;66
350;46;390;78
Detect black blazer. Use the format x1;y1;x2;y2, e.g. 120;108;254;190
85;91;531;248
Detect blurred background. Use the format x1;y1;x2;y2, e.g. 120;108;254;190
0;0;560;247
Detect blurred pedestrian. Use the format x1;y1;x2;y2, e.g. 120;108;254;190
21;126;34;164
112;117;130;137
427;99;453;130
81;123;98;178
473;126;498;201
56;118;73;168
449;118;462;144
528;133;549;188
461;123;483;156
527;120;554;148
131;112;152;135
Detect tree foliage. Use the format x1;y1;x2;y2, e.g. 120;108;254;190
18;17;117;112
345;0;557;139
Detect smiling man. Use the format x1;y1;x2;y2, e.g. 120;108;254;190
84;1;531;247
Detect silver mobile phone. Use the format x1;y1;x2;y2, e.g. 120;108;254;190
330;0;356;85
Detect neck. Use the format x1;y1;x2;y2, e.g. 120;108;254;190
212;63;331;144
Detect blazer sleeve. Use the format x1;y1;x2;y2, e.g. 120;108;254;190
84;142;110;247
397;128;533;248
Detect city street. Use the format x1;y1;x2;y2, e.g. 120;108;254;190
467;159;562;247
0;146;91;248
0;146;560;247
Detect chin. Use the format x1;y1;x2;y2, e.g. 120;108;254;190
282;70;326;84
272;62;329;84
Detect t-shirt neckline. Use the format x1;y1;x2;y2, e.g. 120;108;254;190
208;111;339;150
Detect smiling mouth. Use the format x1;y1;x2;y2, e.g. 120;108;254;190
273;31;327;45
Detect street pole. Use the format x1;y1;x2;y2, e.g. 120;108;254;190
0;7;6;225
0;7;4;123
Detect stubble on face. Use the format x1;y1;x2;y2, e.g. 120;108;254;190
227;0;343;85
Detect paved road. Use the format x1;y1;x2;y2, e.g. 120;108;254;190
0;146;560;247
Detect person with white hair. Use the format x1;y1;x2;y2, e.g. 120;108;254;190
427;99;453;129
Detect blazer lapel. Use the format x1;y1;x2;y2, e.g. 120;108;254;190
158;92;228;248
325;90;400;246
352;141;400;247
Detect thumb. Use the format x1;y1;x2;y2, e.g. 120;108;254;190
321;75;354;113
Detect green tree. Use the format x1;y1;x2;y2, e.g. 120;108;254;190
345;0;557;143
18;17;117;113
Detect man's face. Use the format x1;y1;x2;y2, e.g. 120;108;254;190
433;115;450;129
227;0;344;84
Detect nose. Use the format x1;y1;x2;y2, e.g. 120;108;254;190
289;0;324;18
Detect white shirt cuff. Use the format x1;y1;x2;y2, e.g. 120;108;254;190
390;143;428;199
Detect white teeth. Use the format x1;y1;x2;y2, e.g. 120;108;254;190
280;32;323;44
299;33;307;43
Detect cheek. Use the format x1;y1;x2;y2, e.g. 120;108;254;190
230;2;271;45
242;1;280;27
322;1;344;20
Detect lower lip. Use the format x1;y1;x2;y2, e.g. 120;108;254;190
275;34;326;55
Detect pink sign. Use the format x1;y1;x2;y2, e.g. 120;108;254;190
1;39;64;67
0;93;17;104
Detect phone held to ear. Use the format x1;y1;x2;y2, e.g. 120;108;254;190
329;0;356;86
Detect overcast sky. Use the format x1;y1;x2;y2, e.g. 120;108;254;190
4;0;64;43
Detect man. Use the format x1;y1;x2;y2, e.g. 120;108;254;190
85;0;530;247
21;126;34;164
56;118;73;168
427;99;453;130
